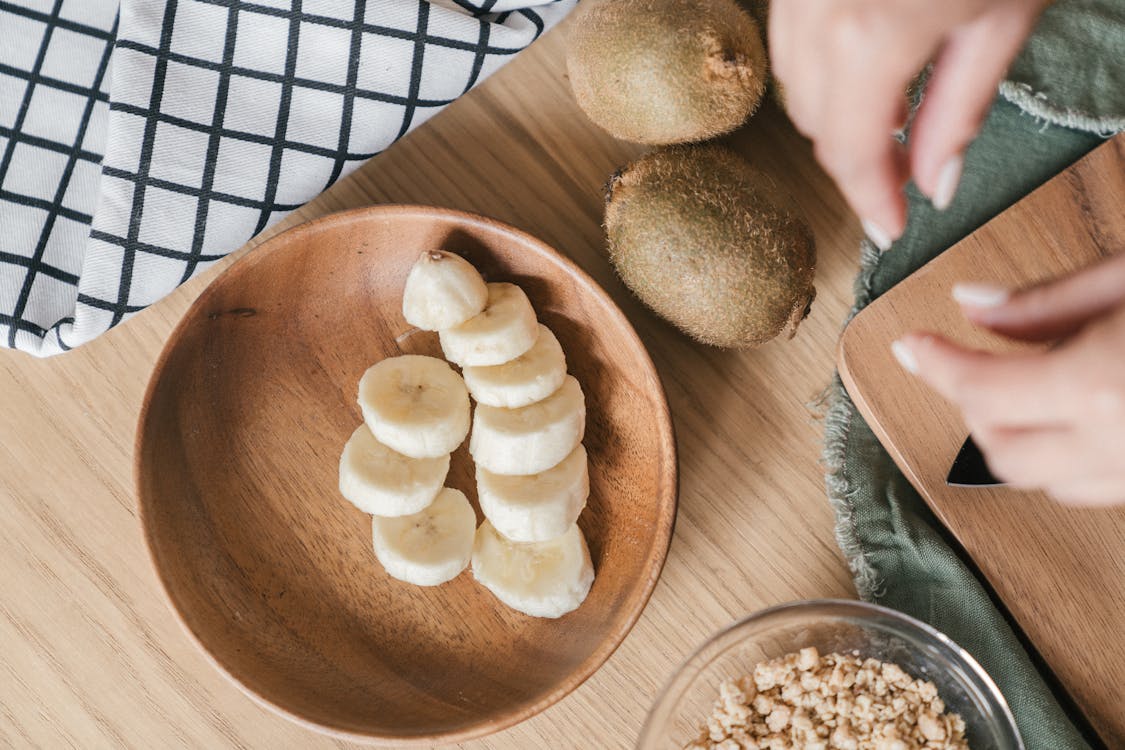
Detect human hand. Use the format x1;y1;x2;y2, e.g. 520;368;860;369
769;0;1049;249
890;252;1125;506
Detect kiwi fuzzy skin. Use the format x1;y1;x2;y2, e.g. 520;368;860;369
604;144;816;348
566;0;767;145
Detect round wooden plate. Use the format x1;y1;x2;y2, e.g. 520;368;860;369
136;205;677;744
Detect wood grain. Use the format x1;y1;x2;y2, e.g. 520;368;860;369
838;134;1125;745
0;18;861;749
137;206;677;744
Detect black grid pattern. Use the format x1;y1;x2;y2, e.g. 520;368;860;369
0;0;117;351
0;0;573;356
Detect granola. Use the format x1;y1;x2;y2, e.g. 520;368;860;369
684;648;969;750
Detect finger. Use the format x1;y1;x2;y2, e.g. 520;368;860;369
1046;478;1125;508
813;31;916;248
973;425;1093;487
952;252;1125;341
816;137;910;250
891;333;1075;427
908;2;1042;209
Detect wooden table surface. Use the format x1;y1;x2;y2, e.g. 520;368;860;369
0;19;864;749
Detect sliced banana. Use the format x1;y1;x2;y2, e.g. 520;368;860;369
477;444;589;542
401;250;488;330
472;520;594;618
462;324;568;409
470;375;585;475
371;487;477;586
358;355;470;459
439;282;539;367
339;425;449;517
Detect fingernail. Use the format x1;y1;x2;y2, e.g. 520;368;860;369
861;219;894;251
933;155;963;211
891;339;919;374
952;283;1008;308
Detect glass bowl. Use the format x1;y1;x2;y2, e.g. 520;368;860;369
638;599;1023;750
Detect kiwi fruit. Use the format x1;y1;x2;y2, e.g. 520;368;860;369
567;0;767;145
604;144;816;348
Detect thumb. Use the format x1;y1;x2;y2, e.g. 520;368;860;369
953;252;1125;342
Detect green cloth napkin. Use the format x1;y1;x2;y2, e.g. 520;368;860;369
1002;0;1125;134
823;1;1125;748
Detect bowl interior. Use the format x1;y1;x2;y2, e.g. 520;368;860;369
639;601;1022;750
137;206;676;743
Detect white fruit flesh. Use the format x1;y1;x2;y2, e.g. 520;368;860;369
358;355;470;459
462;324;568;408
401;250;488;330
477;444;589;542
472;520;594;618
439;283;539;367
470;375;585;475
371;487;477;586
339;424;449;516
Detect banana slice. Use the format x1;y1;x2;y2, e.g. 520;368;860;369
338;425;449;517
371;487;477;586
477;444;589;542
439;283;539;367
358;355;470;459
472;520;595;618
462;324;568;408
402;250;488;330
470;375;585;475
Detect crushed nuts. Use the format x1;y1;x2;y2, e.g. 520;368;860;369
684;648;969;750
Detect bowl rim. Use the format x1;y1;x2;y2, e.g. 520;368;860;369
134;204;679;746
639;598;1024;749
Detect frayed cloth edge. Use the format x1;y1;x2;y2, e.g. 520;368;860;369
822;239;884;601
999;81;1125;137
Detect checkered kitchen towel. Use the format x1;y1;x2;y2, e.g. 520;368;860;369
0;0;574;356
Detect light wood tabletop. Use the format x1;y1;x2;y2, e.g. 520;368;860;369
0;19;863;749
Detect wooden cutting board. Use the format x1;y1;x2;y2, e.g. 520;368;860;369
838;134;1125;745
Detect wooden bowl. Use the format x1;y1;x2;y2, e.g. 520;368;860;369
136;205;677;744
